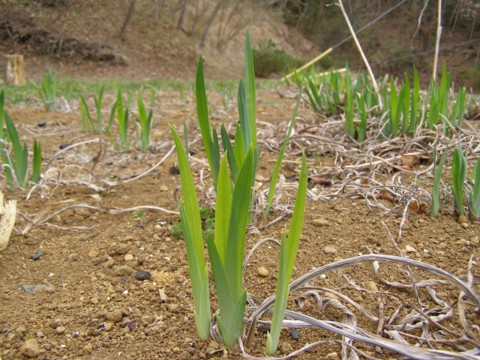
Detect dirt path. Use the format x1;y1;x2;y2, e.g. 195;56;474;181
0;89;479;359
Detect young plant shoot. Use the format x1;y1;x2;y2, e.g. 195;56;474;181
137;91;153;150
468;159;480;219
266;152;308;355
207;148;255;348
170;126;211;341
4;112;28;189
430;148;447;218
452;143;466;217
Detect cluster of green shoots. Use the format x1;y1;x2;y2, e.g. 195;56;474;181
0;91;42;190
299;64;466;142
33;70;58;112
171;34;308;355
80;87;155;151
431;144;480;220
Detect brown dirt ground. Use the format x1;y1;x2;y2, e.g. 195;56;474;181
0;88;479;359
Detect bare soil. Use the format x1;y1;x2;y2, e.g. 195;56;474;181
1;89;479;359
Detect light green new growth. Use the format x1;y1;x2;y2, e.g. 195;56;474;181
266;152;308;355
344;74;355;139
80;96;95;132
452;143;466;216
430;148;447;218
300;64;466;141
468;159;480;219
3;112;28;189
207;148;255;348
116;89;130;150
196;56;219;187
137;91;153;150
195;32;257;189
37;70;58;111
170;126;211;340
32;141;42;185
0;91;4;139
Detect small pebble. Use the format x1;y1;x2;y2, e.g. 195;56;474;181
405;245;416;253
280;341;293;354
37;121;46;127
31;251;44;260
20;339;41;358
290;329;299;340
18;284;56;295
455;238;469;246
106;309;123;323
169;166;180;175
312;217;330;227
159;289;167;302
124;254;134;261
365;281;379;292
102;257;115;268
326;352;339;359
50;319;62;329
323;245;337;254
257;266;269;277
88;250;99;258
68;253;79;261
135;270;151;281
109;243;129;255
458;215;468;225
257;325;270;334
55;326;66;335
115;265;135;277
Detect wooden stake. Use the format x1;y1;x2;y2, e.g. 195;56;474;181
5;55;26;86
432;0;443;81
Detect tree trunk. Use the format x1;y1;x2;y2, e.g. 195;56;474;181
198;0;225;52
118;0;137;41
177;0;189;30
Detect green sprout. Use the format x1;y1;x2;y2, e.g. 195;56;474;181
468;159;480;219
430;148;447;218
36;70;58;111
452;142;467;217
137;91;153;150
266;152;308;355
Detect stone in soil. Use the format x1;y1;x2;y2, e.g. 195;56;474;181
365;280;379;292
18;284;55;295
135;270;151;281
405;245;416;253
280;341;293;354
312;217;331;227
114;265;135;277
20;338;41;358
88;249;99;258
257;266;269;277
158;288;167;302
31;250;44;260
106;309;124;323
323;245;337;254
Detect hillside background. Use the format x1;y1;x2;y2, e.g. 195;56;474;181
0;0;479;88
